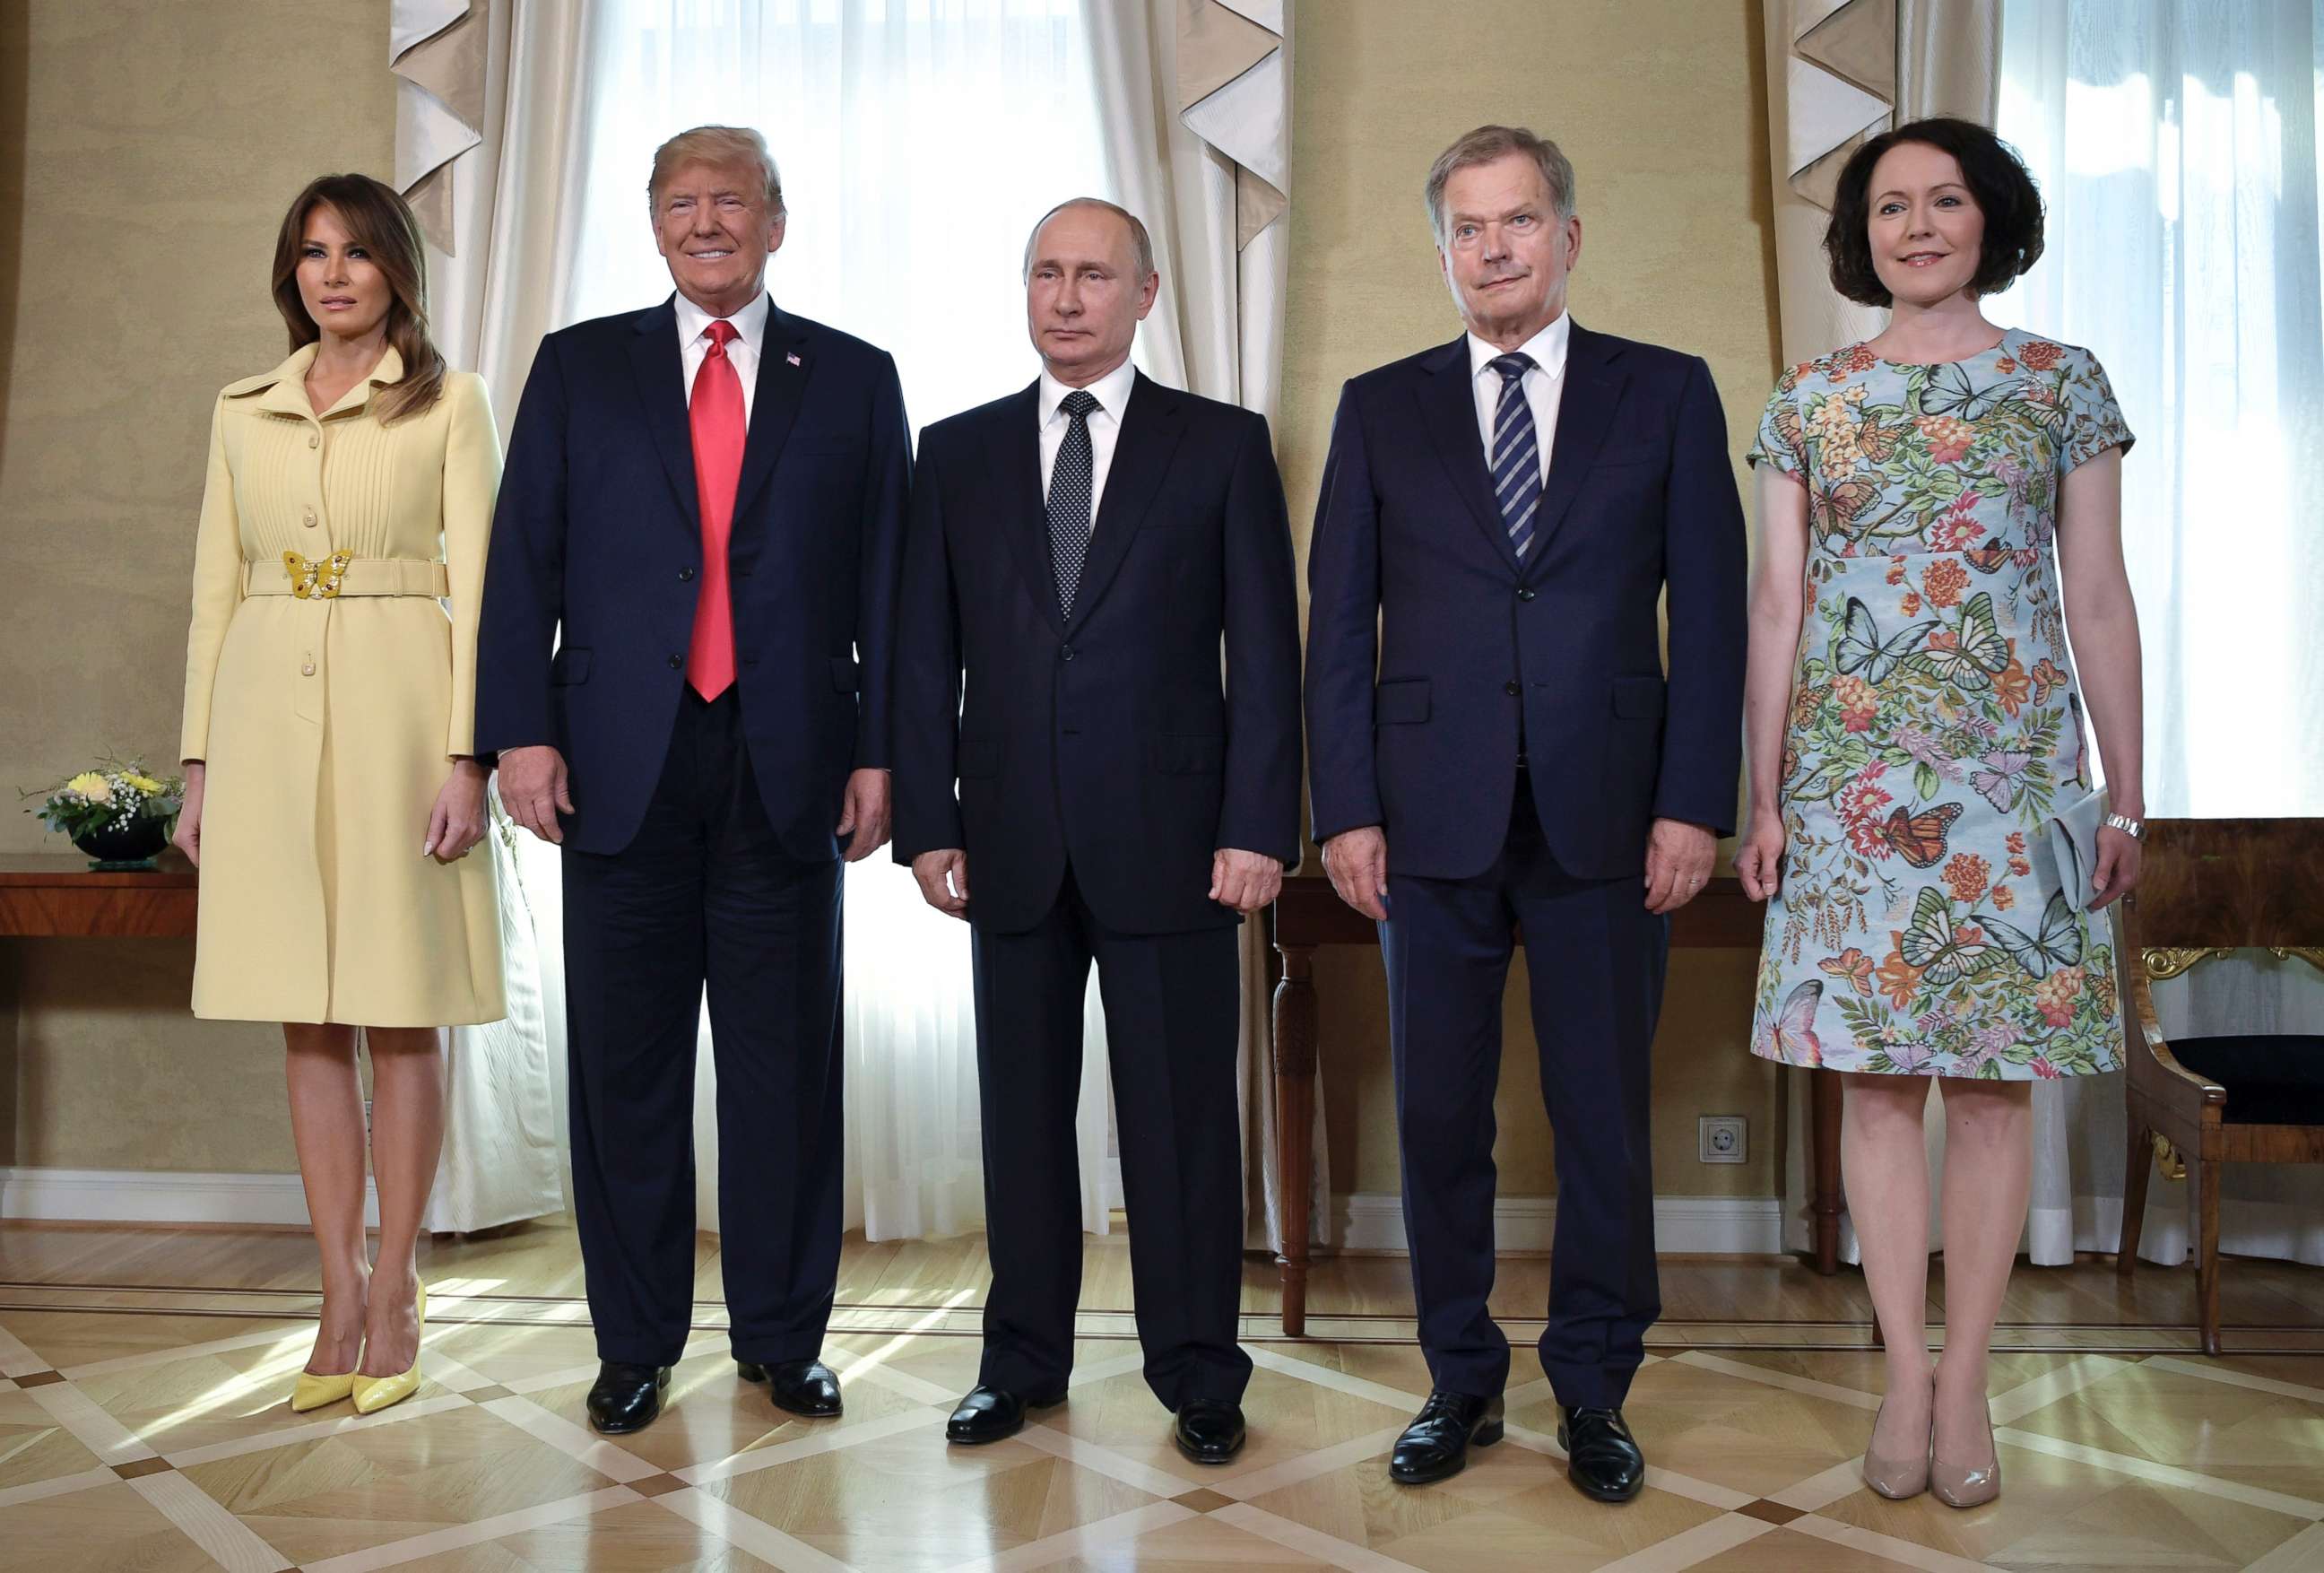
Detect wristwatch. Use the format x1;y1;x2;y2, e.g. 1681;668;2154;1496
2105;813;2145;840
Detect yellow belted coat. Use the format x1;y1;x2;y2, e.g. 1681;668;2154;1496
179;344;506;1027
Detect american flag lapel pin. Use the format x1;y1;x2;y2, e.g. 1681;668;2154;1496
786;352;802;367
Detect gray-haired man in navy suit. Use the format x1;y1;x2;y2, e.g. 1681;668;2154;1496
1305;125;1747;1501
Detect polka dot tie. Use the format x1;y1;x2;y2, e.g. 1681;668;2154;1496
1046;389;1100;617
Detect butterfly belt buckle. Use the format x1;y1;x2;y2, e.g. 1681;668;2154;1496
283;549;353;599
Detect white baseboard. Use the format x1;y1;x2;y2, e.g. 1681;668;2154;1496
0;1167;380;1228
0;1168;1780;1255
1331;1193;1784;1256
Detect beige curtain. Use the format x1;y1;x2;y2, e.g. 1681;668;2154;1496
394;0;599;428
1762;0;1999;364
1080;0;1316;1253
1760;0;1999;1257
393;0;598;1230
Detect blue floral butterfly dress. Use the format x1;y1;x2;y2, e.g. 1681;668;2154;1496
1746;329;2133;1079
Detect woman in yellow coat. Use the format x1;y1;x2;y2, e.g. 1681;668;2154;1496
174;174;502;1417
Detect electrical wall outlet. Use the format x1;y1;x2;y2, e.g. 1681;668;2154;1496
1698;1115;1747;1164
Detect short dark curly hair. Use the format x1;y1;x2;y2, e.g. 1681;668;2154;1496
1823;117;2045;306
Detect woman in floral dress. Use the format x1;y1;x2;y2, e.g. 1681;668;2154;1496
1737;119;2146;1508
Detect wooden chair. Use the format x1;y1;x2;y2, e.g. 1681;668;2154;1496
2114;819;2324;1355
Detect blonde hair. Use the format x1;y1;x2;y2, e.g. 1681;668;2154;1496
648;126;784;216
1022;197;1156;282
1425;125;1577;242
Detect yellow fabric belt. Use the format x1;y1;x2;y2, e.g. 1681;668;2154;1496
243;555;449;598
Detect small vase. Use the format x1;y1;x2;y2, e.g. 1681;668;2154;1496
70;817;173;872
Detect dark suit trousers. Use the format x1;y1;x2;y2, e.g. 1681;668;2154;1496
1382;780;1668;1409
561;689;845;1367
970;867;1252;1409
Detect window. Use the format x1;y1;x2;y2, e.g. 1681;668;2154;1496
1996;0;2324;815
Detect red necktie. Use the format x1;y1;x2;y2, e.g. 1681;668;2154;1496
686;318;746;700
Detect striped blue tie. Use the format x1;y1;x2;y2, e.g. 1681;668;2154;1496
1488;353;1541;559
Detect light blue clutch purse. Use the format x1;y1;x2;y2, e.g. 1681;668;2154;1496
2047;788;2107;912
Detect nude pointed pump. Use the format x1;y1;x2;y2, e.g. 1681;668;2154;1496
1862;1375;1932;1499
1931;1400;2001;1508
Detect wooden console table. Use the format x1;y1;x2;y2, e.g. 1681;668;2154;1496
1267;872;1843;1334
0;854;198;937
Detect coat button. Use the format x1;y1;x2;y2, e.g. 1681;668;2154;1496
308;433;319;449
679;566;696;582
1516;587;1535;602
1504;680;1522;696
1061;645;1076;662
668;654;684;671
302;508;317;529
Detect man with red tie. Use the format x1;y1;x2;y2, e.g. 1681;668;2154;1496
476;126;910;1435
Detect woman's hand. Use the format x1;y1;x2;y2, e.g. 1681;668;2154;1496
172;761;206;867
2089;823;2143;909
424;759;490;864
1736;810;1786;901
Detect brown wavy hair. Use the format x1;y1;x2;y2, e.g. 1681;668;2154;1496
269;174;447;424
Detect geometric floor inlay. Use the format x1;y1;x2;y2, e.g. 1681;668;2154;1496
1;1227;2320;1571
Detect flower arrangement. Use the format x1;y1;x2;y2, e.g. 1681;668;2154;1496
22;757;186;869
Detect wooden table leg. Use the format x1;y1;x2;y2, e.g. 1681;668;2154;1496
1811;1066;1843;1275
1271;940;1317;1337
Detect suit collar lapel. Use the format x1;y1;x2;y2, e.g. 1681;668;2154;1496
989;383;1063;636
731;306;811;526
1524;321;1625;572
626;299;699;528
1418;335;1522;572
1066;371;1182;633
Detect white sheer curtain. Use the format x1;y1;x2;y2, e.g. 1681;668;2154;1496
563;0;1126;1240
399;0;599;1233
1993;0;2324;1265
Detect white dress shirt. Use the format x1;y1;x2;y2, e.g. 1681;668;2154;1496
1037;356;1139;526
1467;311;1571;482
674;289;771;424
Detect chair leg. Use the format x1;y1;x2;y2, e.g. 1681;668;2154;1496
2197;1156;2224;1358
2118;1125;2153;1276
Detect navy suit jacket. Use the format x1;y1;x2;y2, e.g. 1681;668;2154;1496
473;298;910;859
892;372;1302;935
1304;322;1747;882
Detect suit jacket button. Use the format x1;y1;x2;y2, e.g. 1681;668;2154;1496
668;655;684;671
679;566;696;582
1504;680;1522;696
1516;587;1536;602
1061;645;1076;662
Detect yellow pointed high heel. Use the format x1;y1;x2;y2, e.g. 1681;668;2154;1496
351;1282;427;1416
290;1304;365;1412
290;1369;357;1412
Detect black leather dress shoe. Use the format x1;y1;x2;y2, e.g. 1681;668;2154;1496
1173;1399;1246;1464
1390;1391;1505;1483
1559;1406;1645;1502
585;1361;672;1435
767;1360;843;1417
946;1384;1064;1446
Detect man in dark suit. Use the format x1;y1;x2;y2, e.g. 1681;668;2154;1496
892;198;1300;1465
475;126;908;1435
1305;126;1746;1501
